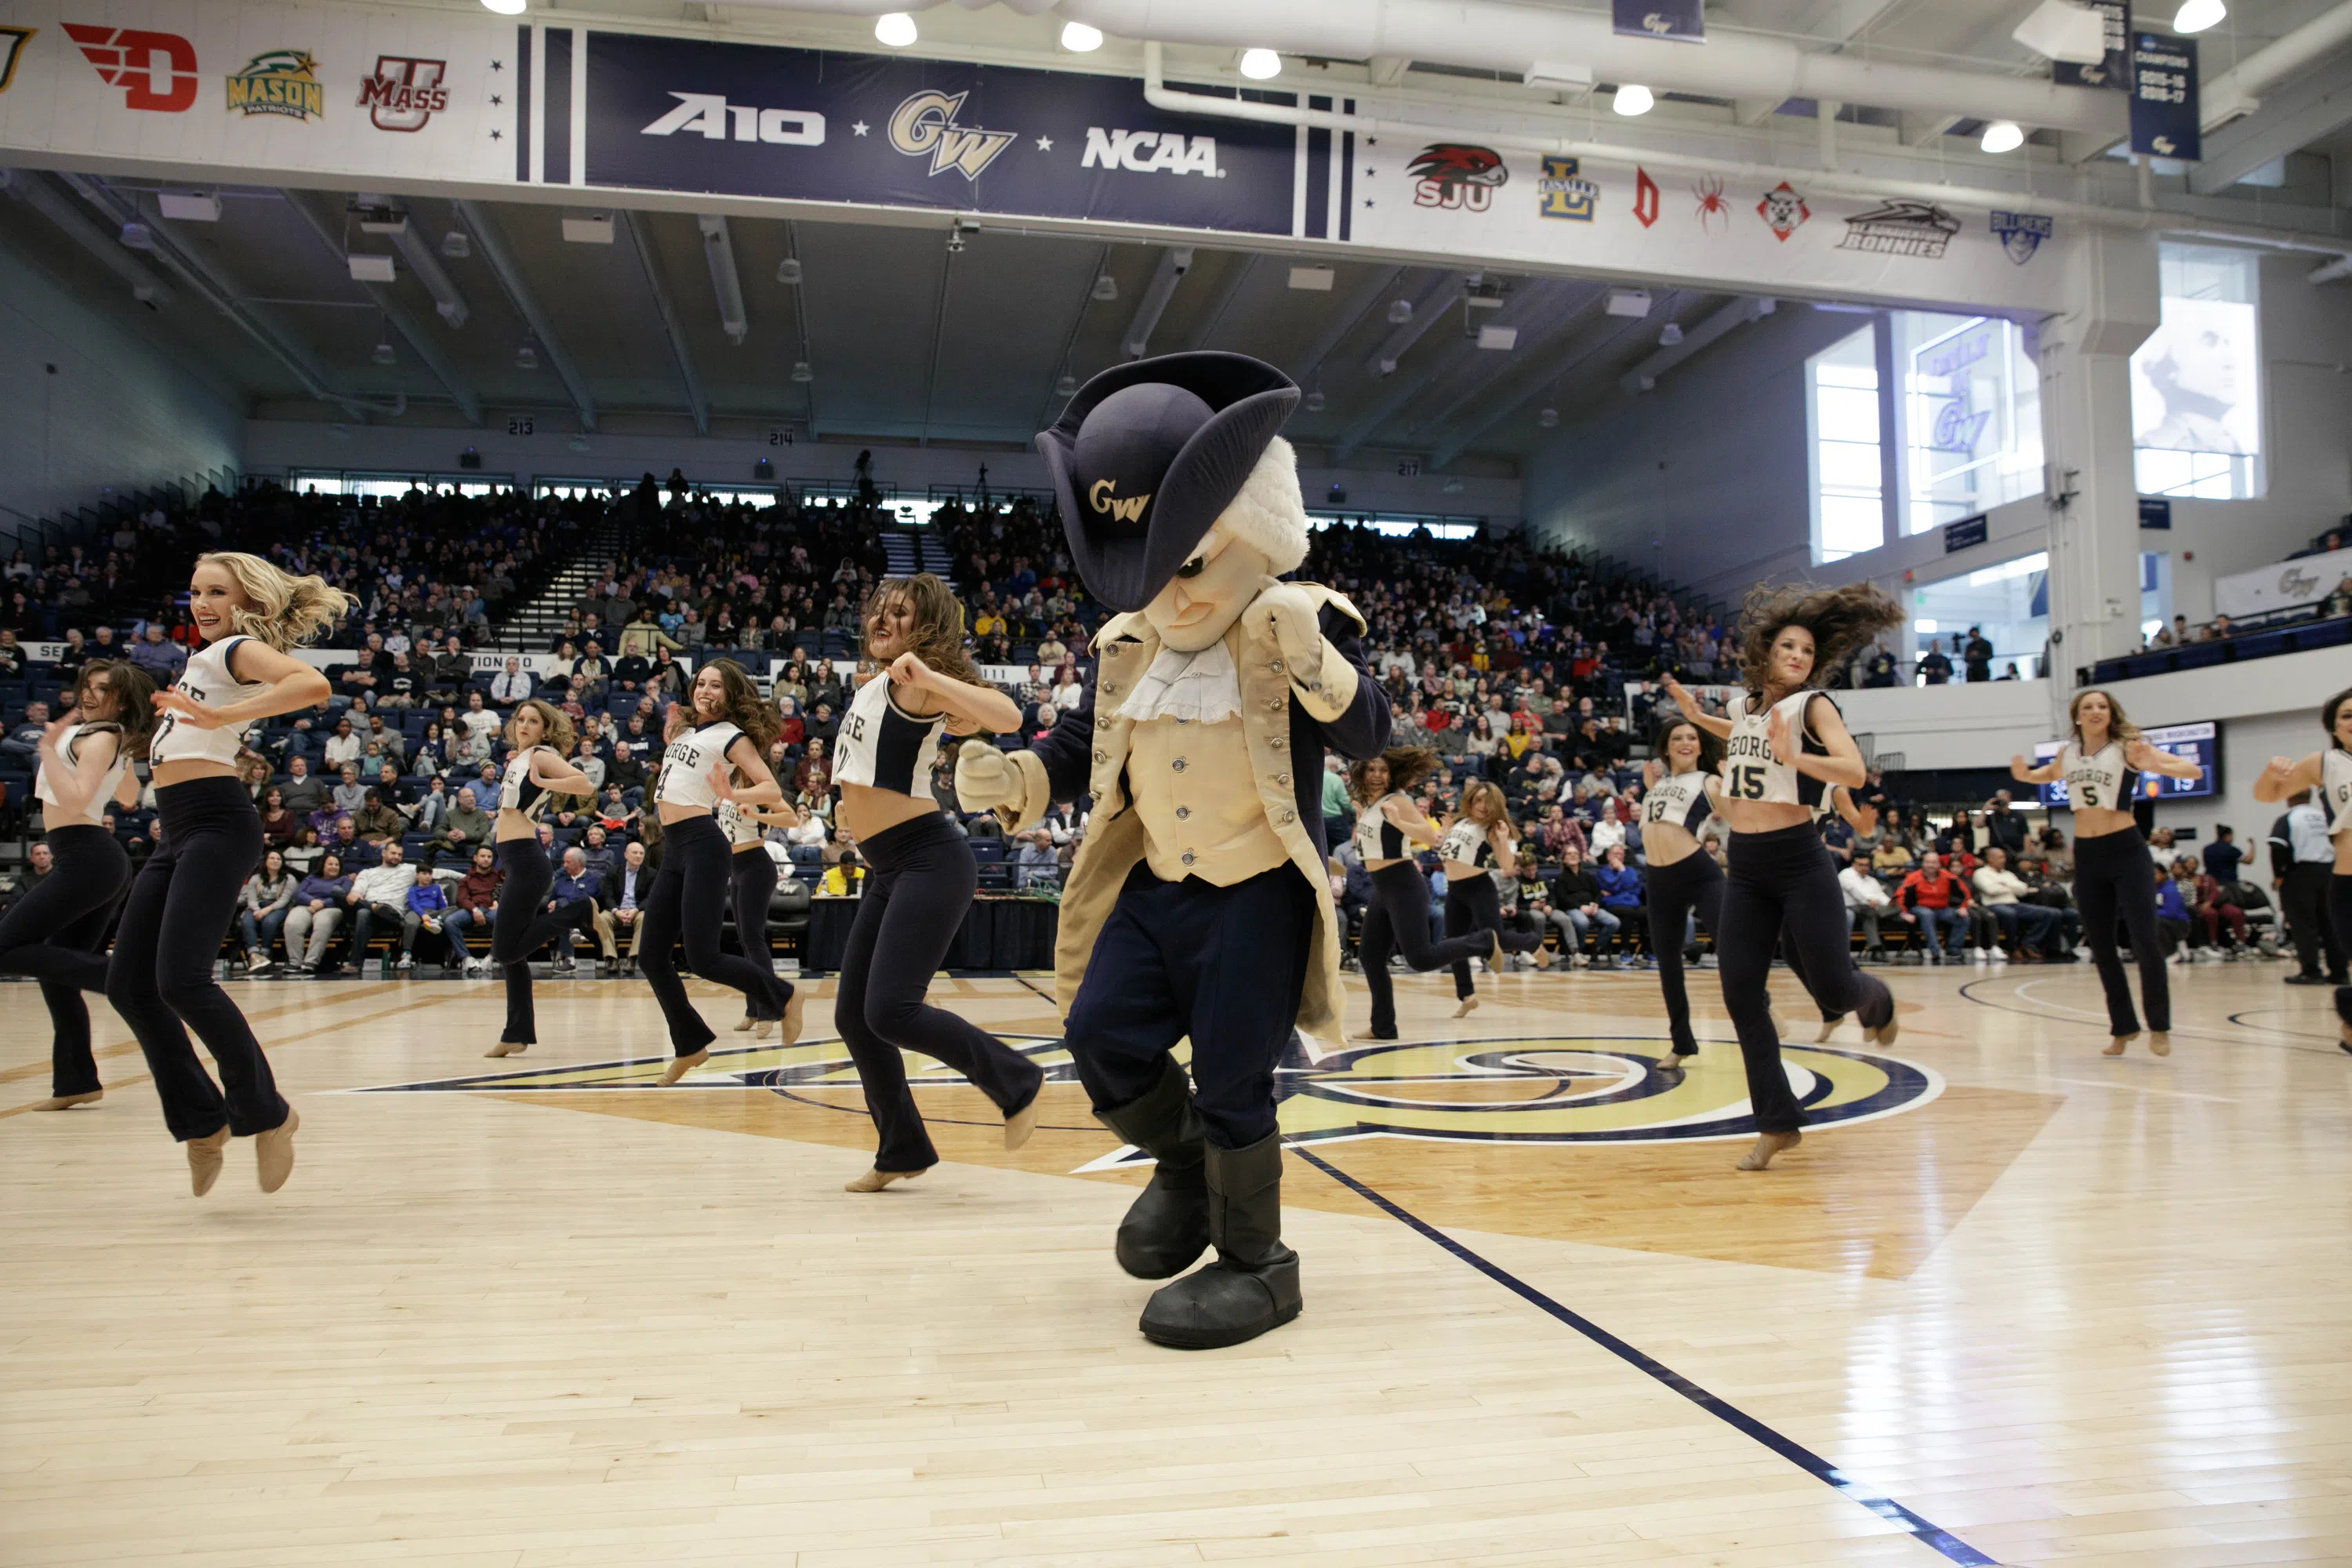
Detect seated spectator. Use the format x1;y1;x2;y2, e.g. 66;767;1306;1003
1918;640;1953;684
1011;829;1060;889
353;789;405;845
285;853;354;974
342;841;421;974
1592;844;1646;965
330;762;368;818
404;863;449;971
436;785;495;861
489;656;533;706
1973;847;2060;960
2181;858;2249;956
441;845;503;971
1897;851;1971;964
1840;857;1895;960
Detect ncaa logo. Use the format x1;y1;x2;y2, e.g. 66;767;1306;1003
359;57;450;132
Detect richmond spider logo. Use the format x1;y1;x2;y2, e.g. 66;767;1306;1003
1409;143;1508;211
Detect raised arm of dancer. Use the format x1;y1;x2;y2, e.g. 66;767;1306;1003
891;652;1021;736
1381;796;1447;849
1490;826;1520;879
153;640;331;730
1767;695;1867;789
2010;750;2064;786
710;737;786;810
2254;751;2325;803
1661;676;1731;740
2125;737;2204;783
528;749;597;800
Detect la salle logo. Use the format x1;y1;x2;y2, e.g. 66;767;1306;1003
888;89;1015;180
228;48;323;121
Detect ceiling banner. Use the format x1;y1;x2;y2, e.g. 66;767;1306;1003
2129;31;2201;161
1611;2;1705;45
0;0;2070;315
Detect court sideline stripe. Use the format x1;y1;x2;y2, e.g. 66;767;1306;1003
1293;1147;2002;1568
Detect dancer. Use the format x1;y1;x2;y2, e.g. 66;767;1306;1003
107;553;348;1196
1664;583;1904;1172
1439;779;1551;1019
5;661;154;1110
832;574;1044;1192
2011;688;2202;1057
721;793;799;1039
2252;684;2352;1053
483;699;597;1058
1350;748;1538;1040
640;660;801;1084
1639;715;1724;1071
954;350;1389;1347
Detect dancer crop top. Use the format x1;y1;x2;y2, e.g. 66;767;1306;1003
1439;818;1499;867
498;745;557;818
718;800;765;847
833;674;942;800
2321;748;2352;836
149;635;268;768
1721;689;1833;815
654;720;745;810
1352;794;1410;862
2056;739;2135;814
34;723;129;826
1644;770;1715;833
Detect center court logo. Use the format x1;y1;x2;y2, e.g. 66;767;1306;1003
227;49;323;122
354;1033;1944;1152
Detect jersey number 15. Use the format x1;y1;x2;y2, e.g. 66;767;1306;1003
1727;764;1769;800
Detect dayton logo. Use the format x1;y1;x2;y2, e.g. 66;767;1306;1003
1537;154;1598;221
0;27;34;95
354;1033;1944;1153
358;57;449;132
227;49;324;121
1408;144;1507;211
64;24;198;112
1991;210;2054;265
1633;167;1661;227
1082;128;1222;176
888;89;1015;180
1087;478;1151;524
640;91;825;146
1757;180;1809;242
1840;200;1962;258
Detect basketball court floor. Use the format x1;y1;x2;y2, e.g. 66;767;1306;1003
3;960;2347;1567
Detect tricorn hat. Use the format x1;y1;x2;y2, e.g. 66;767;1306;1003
1037;351;1301;613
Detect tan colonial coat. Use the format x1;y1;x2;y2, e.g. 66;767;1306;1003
999;583;1366;1048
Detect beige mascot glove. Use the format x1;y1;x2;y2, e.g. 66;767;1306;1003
956;743;1025;822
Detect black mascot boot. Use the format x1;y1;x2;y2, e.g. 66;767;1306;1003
1138;1131;1301;1350
1094;1057;1210;1279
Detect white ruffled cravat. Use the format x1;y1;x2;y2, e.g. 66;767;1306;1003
1116;640;1243;724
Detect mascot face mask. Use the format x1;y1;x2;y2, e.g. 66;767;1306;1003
1145;520;1268;652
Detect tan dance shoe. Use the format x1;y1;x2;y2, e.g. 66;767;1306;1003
1004;1094;1040;1151
777;984;808;1050
658;1047;709;1086
732;1015;756;1033
484;1040;529;1058
2148;1032;2171;1057
186;1124;232;1197
1453;996;1479;1019
1816;1015;1845;1044
2103;1033;2136;1056
31;1090;103;1112
255;1108;299;1194
844;1167;924;1192
1737;1129;1802;1171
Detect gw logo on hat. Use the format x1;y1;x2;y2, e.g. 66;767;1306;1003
1087;478;1152;524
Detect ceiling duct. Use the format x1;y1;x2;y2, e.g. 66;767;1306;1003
1121;245;1192;359
697;214;750;343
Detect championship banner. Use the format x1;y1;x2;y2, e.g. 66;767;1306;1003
0;0;2074;315
2129;31;2201;161
2054;0;2129;89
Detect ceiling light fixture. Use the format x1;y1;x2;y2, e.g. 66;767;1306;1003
1658;322;1684;347
874;12;917;48
775;257;802;285
1386;297;1414;325
1305;388;1326;412
1239;48;1282;80
1538;407;1559;428
118;221;153;250
1060;21;1104;53
790;361;814;383
372;339;397;365
1054;372;1079;397
514;342;539;370
1980;119;2025;154
2174;0;2225;33
481;0;527;14
1613;83;1654;116
1091;272;1119;301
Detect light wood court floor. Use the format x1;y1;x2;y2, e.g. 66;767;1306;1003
3;956;2349;1566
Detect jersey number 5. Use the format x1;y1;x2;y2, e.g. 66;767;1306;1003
2077;782;2101;809
1728;764;1768;800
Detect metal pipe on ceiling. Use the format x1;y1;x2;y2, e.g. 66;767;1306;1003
0;169;174;310
281;190;484;426
388;220;471;328
1120;245;1192;359
1365;270;1463;379
619;211;710;436
453;199;598;431
696;214;750;343
2202;0;2352;127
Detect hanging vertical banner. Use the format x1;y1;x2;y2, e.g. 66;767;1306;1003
1611;1;1705;43
2129;31;2201;160
2055;0;2129;89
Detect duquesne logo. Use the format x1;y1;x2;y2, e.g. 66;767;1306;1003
358;56;449;132
64;23;198;112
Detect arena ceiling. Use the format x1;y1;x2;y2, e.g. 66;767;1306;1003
2;0;2346;471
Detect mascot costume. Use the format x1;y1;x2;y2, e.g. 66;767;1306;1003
956;352;1390;1349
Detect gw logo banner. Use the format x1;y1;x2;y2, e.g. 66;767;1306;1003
1081;129;1222;177
889;89;1016;180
